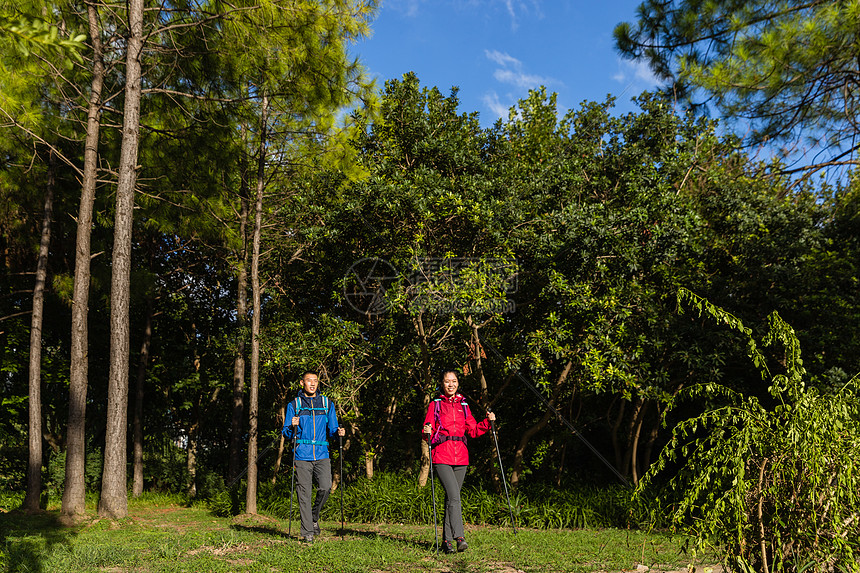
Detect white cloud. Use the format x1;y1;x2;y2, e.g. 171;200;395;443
388;0;543;31
485;49;556;90
612;58;661;93
482;91;511;118
483;49;557;120
494;69;550;89
500;0;544;31
486;49;520;68
385;0;422;18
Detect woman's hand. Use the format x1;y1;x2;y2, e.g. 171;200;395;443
423;424;432;434
488;412;496;422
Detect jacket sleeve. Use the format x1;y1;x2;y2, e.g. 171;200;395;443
327;399;339;437
422;402;435;435
465;405;491;438
282;399;296;439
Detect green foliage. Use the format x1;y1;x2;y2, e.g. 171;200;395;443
638;289;860;571
0;12;86;67
213;471;646;530
45;449;104;497
614;0;860;174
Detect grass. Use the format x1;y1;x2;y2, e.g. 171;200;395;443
0;495;717;573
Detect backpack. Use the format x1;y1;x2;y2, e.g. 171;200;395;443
431;396;470;446
293;395;330;446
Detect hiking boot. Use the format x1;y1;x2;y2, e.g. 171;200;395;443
455;536;468;552
440;540;455;554
313;521;321;535
303;534;314;544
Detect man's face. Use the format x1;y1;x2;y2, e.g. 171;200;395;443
302;373;319;396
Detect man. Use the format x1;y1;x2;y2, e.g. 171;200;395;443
282;371;345;543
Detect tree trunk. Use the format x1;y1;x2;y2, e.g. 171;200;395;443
188;383;220;498
246;90;268;515
466;316;500;488
187;421;199;499
271;401;286;484
132;299;153;497
510;360;572;489
364;453;374;479
359;395;397;480
23;157;54;513
415;314;434;487
99;0;144;519
466;316;491;403
63;0;104;520
640;404;661;477
609;399;626;472
629;398;648;486
620;397;644;479
227;190;249;485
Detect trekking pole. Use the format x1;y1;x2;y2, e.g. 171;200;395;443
489;413;517;534
339;433;345;538
288;424;297;537
427;438;439;553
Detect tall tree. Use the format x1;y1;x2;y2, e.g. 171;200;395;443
218;0;377;513
63;0;108;519
1;0;95;514
614;0;860;177
98;0;143;519
227;179;249;485
245;89;267;515
22;151;54;513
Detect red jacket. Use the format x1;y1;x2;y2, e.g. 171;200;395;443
423;393;491;466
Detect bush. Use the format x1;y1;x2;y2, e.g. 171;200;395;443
212;470;645;530
639;290;860;572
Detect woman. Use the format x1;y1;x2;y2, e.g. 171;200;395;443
422;369;496;554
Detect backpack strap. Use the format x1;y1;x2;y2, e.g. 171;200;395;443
431;396;469;445
296;439;329;446
295;395;330;416
435;435;467;443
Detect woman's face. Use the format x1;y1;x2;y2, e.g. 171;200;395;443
442;372;459;397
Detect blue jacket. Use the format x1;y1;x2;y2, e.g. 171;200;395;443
282;392;339;461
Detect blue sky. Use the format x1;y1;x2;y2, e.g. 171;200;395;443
352;0;661;127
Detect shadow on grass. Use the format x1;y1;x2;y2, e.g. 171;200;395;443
230;522;294;539
229;513;294;539
0;510;79;573
228;519;446;554
335;524;445;553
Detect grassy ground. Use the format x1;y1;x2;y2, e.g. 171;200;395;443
0;498;718;573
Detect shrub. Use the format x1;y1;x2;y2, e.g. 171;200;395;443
639;289;860;571
214;470;644;530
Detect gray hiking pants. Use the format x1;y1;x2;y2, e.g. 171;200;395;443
433;463;467;541
295;458;332;537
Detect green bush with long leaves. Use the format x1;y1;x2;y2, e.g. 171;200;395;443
638;289;860;572
211;471;648;530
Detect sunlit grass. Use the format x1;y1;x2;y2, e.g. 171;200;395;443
0;501;716;572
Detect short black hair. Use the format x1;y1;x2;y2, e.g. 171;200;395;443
301;370;319;381
439;368;460;383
